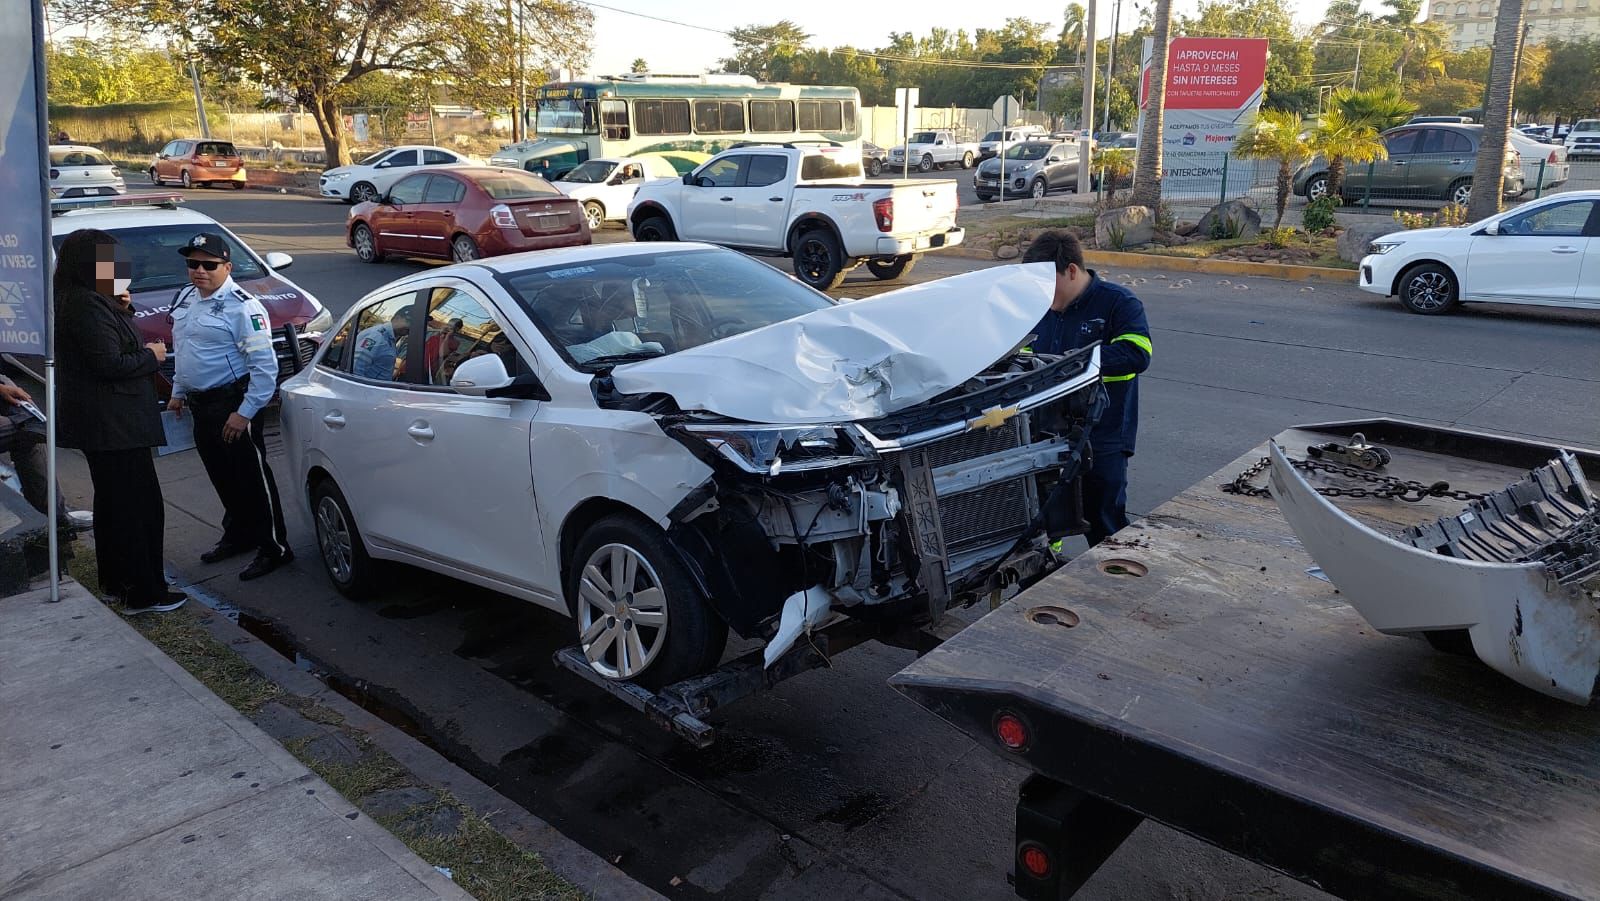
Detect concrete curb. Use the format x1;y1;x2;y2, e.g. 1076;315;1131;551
169;573;664;901
1082;250;1357;284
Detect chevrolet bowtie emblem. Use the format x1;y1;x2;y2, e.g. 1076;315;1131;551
968;405;1019;431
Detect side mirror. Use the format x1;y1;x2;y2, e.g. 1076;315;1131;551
1483;221;1500;235
450;353;513;396
1047;156;1062;163
263;251;294;270
694;175;715;188
936;140;946;146
376;160;391;168
683;172;695;185
489;372;552;401
379;194;396;206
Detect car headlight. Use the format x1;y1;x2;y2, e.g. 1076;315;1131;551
678;424;874;474
304;301;333;335
1014;162;1034;170
1368;241;1403;255
324;171;352;181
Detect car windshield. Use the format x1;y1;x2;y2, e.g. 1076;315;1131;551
52;224;264;293
558;160;617;184
911;131;937;143
500;248;835;368
982;131;1001;142
1004;143;1051;161
1577;121;1600;133
50;148;112;167
195;142;236;157
357;150;391;166
474;171;562;199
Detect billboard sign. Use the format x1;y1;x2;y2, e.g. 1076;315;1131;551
0;2;50;356
1153;37;1270;198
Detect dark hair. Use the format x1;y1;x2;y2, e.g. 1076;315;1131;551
53;229;120;296
1021;230;1085;274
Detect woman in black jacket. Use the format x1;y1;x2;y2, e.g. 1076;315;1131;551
55;229;187;613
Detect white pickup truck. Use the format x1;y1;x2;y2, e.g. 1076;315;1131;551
887;130;980;172
628;144;964;290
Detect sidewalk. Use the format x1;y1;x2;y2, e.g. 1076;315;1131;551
0;580;469;900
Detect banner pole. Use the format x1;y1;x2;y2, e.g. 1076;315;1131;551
29;1;60;602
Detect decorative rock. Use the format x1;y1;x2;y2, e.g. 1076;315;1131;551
1094;206;1155;249
1196;199;1262;240
1175;219;1199;236
1336;220;1405;263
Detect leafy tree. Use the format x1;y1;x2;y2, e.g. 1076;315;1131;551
1059;3;1086;65
1520;40;1600;117
1334;85;1416;131
719;21;811;79
1407;78;1483;116
1383;0;1450;85
631;57;648;73
1234;109;1312;229
1467;0;1524;220
1310;106;1387;198
47;37;190;106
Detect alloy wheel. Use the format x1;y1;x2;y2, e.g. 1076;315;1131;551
451;236;479;261
797;235;833;281
577;543;669;680
1406;271;1451;311
584;202;604;231
353;226;376;261
316;496;353;585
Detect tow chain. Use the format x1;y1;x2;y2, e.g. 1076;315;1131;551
1221;455;1486;503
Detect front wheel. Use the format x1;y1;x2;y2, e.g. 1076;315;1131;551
1447;178;1472;207
350;181;379;204
634;214;676;242
1031;178;1048;199
1398;263;1459;315
450;234;480;262
351;223;383;263
866;254;919;281
312;479;379;599
792;227;850;291
148;168;161;186
918;153;934;173
568;515;727;687
961;151;974;169
582;201;605;231
866;158;883;177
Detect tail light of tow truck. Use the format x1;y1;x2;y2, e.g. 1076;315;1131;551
994;709;1030;751
1017;841;1053;881
873;197;894;232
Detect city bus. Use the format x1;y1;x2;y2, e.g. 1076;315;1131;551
489;74;862;178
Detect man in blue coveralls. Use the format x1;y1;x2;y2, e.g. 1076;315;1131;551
1021;231;1152;545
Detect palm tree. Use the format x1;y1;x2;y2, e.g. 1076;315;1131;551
1061;3;1087;65
1385;0;1449;86
1467;0;1526;220
1235;110;1313;230
1130;0;1172;209
1309;107;1388;199
1333;85;1416;131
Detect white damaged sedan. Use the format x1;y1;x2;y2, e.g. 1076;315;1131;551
279;245;1105;687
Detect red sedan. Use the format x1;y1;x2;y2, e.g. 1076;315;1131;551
347;166;590;263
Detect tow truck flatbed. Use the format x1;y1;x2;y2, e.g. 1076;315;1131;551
892;420;1600;900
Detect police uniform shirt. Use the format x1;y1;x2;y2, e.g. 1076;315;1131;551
351;323;399;381
170;277;278;419
1027;270;1152;454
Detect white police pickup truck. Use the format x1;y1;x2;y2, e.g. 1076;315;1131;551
628;144;964;290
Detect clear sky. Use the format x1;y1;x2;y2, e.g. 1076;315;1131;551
582;0;1332;77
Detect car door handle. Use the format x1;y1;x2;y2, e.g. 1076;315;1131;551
407;422;434;441
1392;161;1406;166
720;196;734;201
322;412;345;429
1450;159;1467;164
769;196;784;202
1552;246;1581;254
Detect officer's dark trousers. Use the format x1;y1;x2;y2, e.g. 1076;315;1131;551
190;379;288;558
1084;447;1131;546
82;448;166;604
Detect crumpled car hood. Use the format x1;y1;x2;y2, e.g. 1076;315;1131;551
610;263;1056;424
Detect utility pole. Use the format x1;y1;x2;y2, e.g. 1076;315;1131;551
518;0;528;140
1353;41;1362;89
1078;0;1098;193
189;59;211;138
1102;0;1124;134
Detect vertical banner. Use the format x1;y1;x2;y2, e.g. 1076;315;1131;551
353;113;370;143
1158;37;1269;199
0;1;51;357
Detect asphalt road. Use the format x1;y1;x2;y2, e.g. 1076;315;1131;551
63;187;1600;899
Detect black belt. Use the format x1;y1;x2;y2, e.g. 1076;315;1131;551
187;377;249;406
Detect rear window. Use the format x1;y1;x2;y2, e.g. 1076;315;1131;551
800;152;862;180
50;149;113;167
473;171;562;199
196;142;237;157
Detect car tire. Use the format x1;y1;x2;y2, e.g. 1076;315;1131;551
1304;174;1328;201
567;514;727;687
582;201;605;231
1447;178;1472;207
961;151;974;169
350;181;379;204
866;254;919;280
633;214;676;242
180;169;192;189
232;181;245;190
1397;262;1459;315
351;223;384;263
1031;178;1048;199
311;478;379;599
866;158;883;177
919;153;934;173
450;234;481;262
975;192;994;202
148;168;161;186
792;226;850;291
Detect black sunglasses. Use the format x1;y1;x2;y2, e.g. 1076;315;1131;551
186;259;224;271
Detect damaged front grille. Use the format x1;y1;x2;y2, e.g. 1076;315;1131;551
940;478;1033;552
921;418;1025;468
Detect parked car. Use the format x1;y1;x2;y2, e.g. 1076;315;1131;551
862;141;889;177
1359;189;1600;314
1565;119;1600;157
1406;115;1474;125
888;130;979;172
48;144;125;197
973;141;1090;201
40;194;330;398
149;139;246;189
319;145;478;203
628;144;964;289
978;127;1049;160
348;166;590;264
1519;124;1554;143
279;244;1104;688
1294;123;1522;207
1508;130;1569;195
552;155;681;230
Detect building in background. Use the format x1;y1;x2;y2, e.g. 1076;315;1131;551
1430;0;1600;51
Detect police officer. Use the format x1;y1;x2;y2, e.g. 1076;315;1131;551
166;233;291;580
352;308;409;380
1021;230;1152;546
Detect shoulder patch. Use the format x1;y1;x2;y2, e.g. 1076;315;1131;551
250;313;267;332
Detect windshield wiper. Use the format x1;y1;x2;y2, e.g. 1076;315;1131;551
580;350;667;368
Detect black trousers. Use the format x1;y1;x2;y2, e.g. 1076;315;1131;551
190;383;288;558
82;448;166;604
1084;448;1131;547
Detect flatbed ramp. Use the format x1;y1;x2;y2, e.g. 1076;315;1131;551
892;420;1600;900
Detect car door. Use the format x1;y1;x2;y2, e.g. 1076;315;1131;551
1407;129;1474;203
1362;129;1419;200
678;155;747;244
1046;143;1076;188
371;149;421;192
1465;198;1598;304
598;161;645;219
393;283;547;588
734;153;789;249
372;173;430;255
162;141;188;181
309;291;423;551
411;173;467;259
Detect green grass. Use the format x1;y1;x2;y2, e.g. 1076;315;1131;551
404;806;590;901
